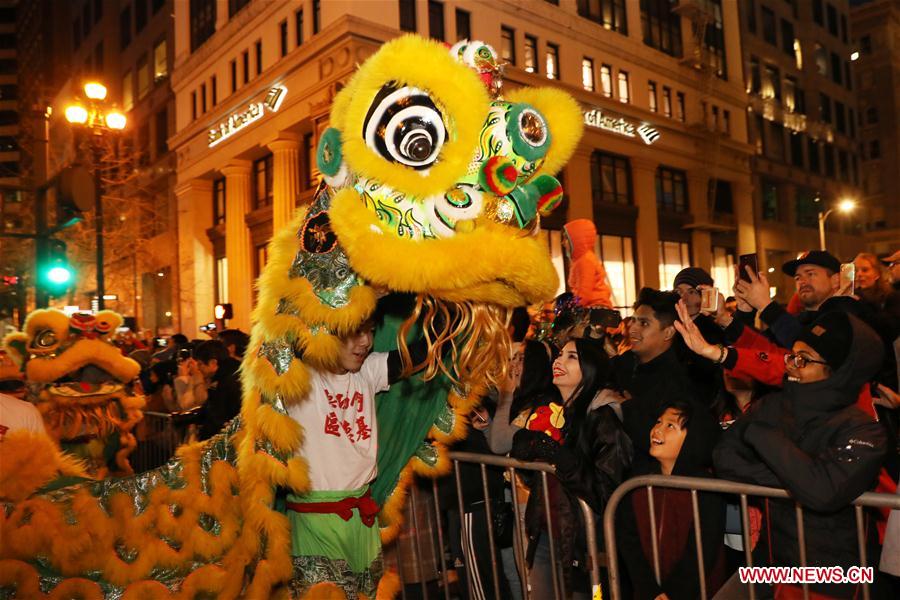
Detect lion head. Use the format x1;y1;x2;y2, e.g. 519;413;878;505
3;309;145;476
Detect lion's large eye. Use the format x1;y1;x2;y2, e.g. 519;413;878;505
363;83;446;170
34;330;57;348
507;104;551;161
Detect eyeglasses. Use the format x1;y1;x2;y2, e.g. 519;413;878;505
784;352;829;369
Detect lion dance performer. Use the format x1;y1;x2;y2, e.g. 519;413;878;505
0;35;582;598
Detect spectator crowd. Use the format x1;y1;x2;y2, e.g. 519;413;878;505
434;235;900;599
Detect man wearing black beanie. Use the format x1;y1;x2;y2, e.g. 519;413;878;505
672;267;725;405
715;312;888;598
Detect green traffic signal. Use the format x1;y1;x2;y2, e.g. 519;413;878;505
40;238;74;297
47;266;72;284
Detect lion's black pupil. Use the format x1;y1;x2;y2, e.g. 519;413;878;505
405;134;432;160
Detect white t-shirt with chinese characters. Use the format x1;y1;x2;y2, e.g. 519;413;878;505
0;393;47;440
286;352;390;491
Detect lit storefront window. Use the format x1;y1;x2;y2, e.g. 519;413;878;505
545;43;559;80
711;247;736;294
599;234;636;315
582;57;594;91
544;230;566;298
658;240;690;290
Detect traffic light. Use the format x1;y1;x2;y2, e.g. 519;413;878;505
56;166;93;229
39;239;74;297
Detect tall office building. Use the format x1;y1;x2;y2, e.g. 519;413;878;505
850;0;900;257
1;0;26;325
17;0;178;331
738;0;865;301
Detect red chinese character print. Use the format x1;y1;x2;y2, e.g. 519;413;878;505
325;389;338;409
356;416;371;441
324;412;340;436
341;419;355;442
351;391;364;412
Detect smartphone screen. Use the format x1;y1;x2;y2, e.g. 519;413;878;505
738;253;759;282
701;287;719;312
838;263;855;296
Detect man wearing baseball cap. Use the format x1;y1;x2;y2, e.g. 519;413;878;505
734;250;846;349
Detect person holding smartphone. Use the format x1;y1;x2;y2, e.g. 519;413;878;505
732;251;843;348
173;347;208;410
672;267;726;406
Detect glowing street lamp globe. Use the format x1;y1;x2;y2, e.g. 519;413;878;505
64;104;88;124
838;199;857;213
84;82;108;100
105;111;127;130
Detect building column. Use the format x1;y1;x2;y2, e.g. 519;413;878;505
267;132;302;234
687;172;713;272
733;178;757;256
175;179;214;336
632;158;660;289
221;160;253;332
173;1;191;68
564;147;594;222
215;0;229;31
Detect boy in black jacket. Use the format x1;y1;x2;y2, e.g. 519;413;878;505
617;398;726;600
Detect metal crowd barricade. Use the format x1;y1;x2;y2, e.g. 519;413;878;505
132;411;184;472
385;450;604;600
602;475;900;600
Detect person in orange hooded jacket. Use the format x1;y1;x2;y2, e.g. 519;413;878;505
563;219;613;309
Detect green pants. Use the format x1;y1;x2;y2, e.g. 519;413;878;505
287;486;381;573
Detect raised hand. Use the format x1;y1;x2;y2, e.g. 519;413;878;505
734;265;771;311
673;300;720;362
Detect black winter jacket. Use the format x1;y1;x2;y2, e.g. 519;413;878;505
674;313;725;406
714;315;888;599
511;403;632;589
610;347;700;465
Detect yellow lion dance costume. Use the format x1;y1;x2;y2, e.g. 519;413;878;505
3;309;145;478
0;35;582;598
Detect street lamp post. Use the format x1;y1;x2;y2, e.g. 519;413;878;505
64;82;126;311
817;198;857;251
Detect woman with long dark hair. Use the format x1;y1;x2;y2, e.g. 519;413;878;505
508;338;633;599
